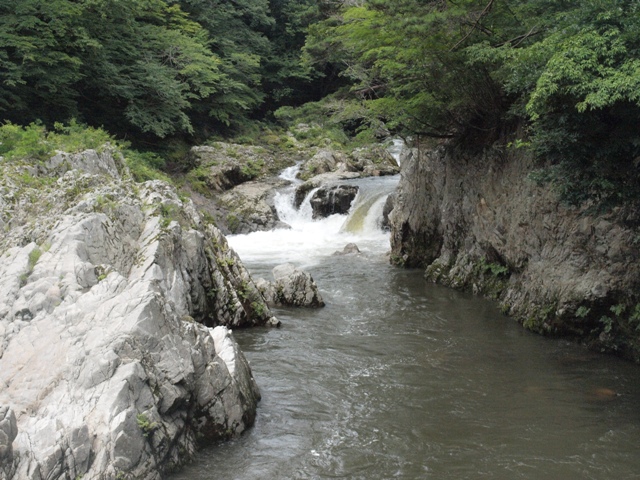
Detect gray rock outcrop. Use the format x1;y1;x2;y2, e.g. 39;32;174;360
219;179;289;234
256;264;325;308
390;145;640;360
298;145;399;181
310;185;359;219
0;148;277;479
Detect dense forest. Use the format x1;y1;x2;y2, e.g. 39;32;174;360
2;0;640;206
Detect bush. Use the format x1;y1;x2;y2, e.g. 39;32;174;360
0;120;113;162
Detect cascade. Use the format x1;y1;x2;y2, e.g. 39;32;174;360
227;166;398;267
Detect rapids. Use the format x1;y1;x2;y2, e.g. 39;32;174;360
171;151;640;480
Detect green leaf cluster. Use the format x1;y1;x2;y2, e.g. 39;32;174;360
303;0;640;206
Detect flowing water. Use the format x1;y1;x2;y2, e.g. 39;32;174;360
171;163;640;480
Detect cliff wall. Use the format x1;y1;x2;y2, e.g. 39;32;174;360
390;146;640;361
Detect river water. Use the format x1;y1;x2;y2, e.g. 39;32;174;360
171;164;640;480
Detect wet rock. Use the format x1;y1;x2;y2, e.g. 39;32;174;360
257;264;325;308
333;243;361;256
381;192;396;231
310;185;359;219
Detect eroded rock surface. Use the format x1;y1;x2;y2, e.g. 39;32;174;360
390;145;640;360
257;263;325;308
0;149;276;479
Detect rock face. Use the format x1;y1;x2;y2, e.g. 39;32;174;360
0;149;277;479
219;179;290;234
257;264;325;308
310;185;359;219
390;145;640;360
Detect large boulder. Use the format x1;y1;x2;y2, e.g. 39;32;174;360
310;185;359;219
349;144;400;176
187;145;259;192
0;149;277;479
219;179;290;234
298;149;349;180
257;264;325;308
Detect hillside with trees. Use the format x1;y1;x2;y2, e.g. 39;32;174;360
2;0;640;203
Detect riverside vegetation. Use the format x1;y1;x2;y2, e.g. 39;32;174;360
2;0;640;478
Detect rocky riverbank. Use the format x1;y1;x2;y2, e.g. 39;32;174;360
184;139;399;234
0;148;277;479
389;144;640;361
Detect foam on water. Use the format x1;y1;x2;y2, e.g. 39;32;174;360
227;164;399;269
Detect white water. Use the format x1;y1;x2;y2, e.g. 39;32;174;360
227;166;398;269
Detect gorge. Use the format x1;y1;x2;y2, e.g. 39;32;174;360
171;147;640;479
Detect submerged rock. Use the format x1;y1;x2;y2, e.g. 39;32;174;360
257;263;325;308
0;148;276;479
333;243;361;256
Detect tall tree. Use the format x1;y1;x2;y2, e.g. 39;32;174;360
304;0;640;204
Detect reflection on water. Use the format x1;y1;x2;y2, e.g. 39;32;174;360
171;174;640;480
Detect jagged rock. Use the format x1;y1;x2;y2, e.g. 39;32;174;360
0;407;17;460
381;192;396;231
333;243;361;255
0;149;277;479
257;264;325;308
310;185;359;219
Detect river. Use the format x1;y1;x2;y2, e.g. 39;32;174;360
171;162;640;480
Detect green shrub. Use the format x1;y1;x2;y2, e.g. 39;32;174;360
124;150;172;184
0;120;115;162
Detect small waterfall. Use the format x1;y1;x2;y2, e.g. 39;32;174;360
387;138;405;166
227;149;401;267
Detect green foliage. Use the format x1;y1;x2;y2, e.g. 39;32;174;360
136;413;158;438
124;150;172;184
576;306;591;318
0;120;112;161
303;0;640;207
0;122;53;161
0;0;227;137
240;159;265;179
20;246;42;286
478;257;509;277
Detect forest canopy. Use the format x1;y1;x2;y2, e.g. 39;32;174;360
303;0;640;205
2;0;640;205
